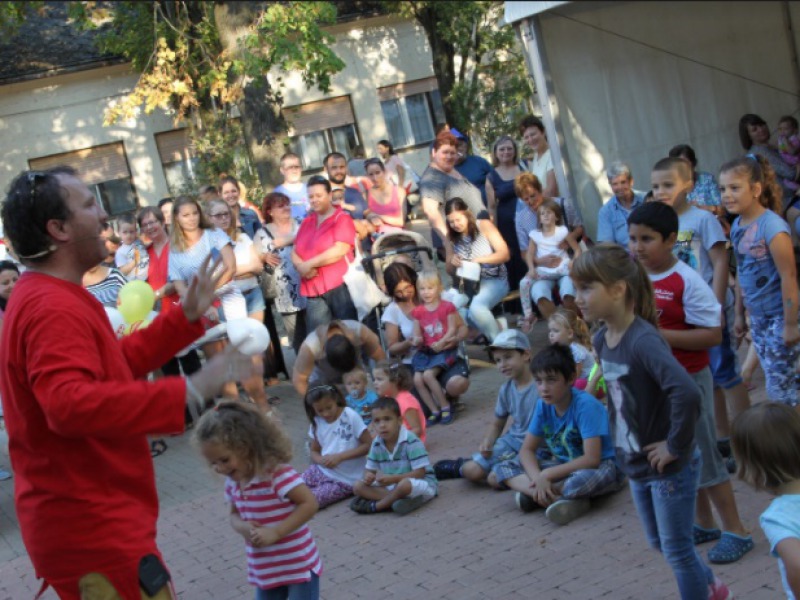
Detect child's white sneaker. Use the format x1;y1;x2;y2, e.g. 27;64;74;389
545;498;590;525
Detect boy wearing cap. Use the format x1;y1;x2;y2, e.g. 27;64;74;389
433;329;537;487
503;345;626;524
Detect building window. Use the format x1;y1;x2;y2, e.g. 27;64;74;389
378;77;445;149
283;96;361;172
29;142;138;217
155;129;199;196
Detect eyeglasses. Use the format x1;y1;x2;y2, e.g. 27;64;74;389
27;171;46;204
140;220;160;229
208;212;231;219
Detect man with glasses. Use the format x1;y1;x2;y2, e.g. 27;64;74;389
274;152;308;222
0;167;252;598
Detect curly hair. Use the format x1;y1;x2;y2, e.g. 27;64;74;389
194;401;292;477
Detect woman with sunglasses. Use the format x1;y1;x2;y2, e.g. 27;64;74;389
363;158;406;235
261;192;307;355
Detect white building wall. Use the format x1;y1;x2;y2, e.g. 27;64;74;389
0;15;437;206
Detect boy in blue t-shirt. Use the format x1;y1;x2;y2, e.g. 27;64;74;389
503;345;625;525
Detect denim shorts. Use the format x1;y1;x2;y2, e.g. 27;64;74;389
471;434;522;474
530;275;576;302
411;348;457;373
242;286;266;316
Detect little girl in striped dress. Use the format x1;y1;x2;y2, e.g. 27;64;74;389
196;402;322;600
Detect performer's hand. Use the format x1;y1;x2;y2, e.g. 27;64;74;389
182;253;225;322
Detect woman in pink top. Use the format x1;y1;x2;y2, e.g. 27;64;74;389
292;175;358;332
364;157;406;234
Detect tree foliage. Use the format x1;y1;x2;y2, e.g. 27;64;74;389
387;0;533;150
68;1;345;199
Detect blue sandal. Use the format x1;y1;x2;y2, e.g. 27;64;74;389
707;531;754;564
693;524;722;545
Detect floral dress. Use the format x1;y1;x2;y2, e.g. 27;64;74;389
263;222;307;315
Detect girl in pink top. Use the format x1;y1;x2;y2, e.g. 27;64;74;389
373;359;426;442
197;402;322;599
410;269;459;426
364;158;406;235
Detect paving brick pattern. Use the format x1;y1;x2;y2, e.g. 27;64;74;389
0;321;783;599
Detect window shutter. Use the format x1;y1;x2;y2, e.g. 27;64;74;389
283;96;355;136
377;77;439;102
155;129;195;164
29;142;130;186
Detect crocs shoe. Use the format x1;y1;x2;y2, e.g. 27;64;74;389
708;576;733;600
694;524;722;545
433;458;465;480
708;532;754;564
545;498;590;525
515;491;539;513
392;496;427;515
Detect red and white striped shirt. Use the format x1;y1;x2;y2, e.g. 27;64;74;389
225;465;322;590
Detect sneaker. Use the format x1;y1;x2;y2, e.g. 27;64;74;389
426;412;440;426
545;498;591;525
434;458;465;480
439;408;454;425
515;491;539;513
349;497;378;514
708;576;733;600
392;496;427;515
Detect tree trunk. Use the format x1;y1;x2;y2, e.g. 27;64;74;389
413;6;458;127
213;1;286;187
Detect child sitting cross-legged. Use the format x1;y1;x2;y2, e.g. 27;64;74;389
350;396;438;515
433;329;537;486
503;344;626;525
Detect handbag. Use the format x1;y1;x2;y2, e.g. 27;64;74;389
259;227;279;301
343;235;389;321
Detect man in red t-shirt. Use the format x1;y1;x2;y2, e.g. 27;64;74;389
0;167;251;599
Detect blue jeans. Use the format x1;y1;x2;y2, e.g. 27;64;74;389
629;453;714;599
461;277;509;342
305;283;358;333
255;573;319;600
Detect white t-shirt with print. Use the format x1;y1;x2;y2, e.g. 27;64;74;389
307;407;367;484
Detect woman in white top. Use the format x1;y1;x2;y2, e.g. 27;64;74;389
519;115;558;198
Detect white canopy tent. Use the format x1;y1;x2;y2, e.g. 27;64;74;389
505;1;800;237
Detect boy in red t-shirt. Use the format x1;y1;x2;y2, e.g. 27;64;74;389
629;201;754;565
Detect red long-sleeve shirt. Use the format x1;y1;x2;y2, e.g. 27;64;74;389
0;272;204;598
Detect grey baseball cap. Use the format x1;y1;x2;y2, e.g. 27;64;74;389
489;329;531;352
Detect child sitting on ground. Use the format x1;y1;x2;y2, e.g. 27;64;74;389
114;213;149;280
343;367;379;425
350;396;438;515
503;345;625;525
732;403;800;599
301;384;372;508
433;330;537;486
372;360;426;441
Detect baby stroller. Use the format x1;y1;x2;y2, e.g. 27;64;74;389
362;231;470;376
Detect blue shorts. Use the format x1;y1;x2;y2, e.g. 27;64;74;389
708;301;742;389
471;434;522;476
243;286;266;316
411;348;457;373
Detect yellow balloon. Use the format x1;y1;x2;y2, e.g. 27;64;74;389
117;281;156;324
124;319;152;336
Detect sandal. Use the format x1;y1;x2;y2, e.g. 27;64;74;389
693;524;722;545
150;439;168;458
707;532;754;564
439;408;454;425
426;412;441;426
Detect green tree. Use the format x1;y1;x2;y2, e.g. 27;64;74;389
68;1;345;200
388;0;533;149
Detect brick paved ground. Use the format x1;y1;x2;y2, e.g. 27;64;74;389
0;317;783;599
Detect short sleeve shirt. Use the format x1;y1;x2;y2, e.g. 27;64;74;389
168;228;231;283
294;207;356;297
570;343;595;380
674;206;727;286
411;300;456;346
85;268;127;308
596;194;645;246
396;390;427;442
522;149;554;187
516;201;539;251
307;407;367;484
731;210;790;317
528;389;615;463
366;427;430;475
419;166;486;218
274;182;308;222
687;171;721;207
455;155;493;204
381;302;416;364
649;260;721;373
760;494;800;600
495;380;538;443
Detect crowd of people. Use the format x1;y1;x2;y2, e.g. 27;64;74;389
1;110;800;600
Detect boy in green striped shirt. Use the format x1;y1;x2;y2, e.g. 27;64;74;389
350;396;438;515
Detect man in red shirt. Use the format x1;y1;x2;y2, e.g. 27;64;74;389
0;167;250;599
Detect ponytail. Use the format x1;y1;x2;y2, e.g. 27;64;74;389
570;244;658;327
719;154;782;213
550;307;592;350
